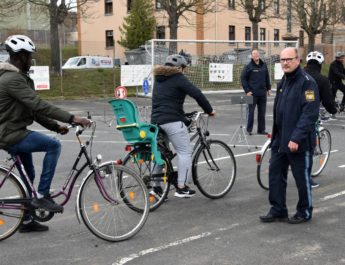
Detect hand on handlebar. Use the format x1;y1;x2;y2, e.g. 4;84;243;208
209;110;216;116
73;116;93;128
58;125;69;135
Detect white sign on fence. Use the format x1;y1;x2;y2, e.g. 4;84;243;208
209;63;233;82
121;65;152;86
274;63;284;80
29;66;50;90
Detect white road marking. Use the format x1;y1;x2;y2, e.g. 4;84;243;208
322;190;345;201
112;223;239;265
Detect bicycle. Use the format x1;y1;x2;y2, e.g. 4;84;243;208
256;120;331;190
120;111;237;211
0;122;149;242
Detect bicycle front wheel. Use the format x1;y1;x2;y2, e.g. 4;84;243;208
78;162;149;242
312;128;331;177
192;139;236;199
0;169;26;241
257;145;271;190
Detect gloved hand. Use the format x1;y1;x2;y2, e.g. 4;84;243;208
58;125;69;135
73;116;92;128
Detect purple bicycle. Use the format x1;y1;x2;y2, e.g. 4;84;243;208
0;122;149;242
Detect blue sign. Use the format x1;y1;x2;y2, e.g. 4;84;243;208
143;78;149;95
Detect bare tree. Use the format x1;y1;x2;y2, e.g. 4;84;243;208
25;0;97;74
156;0;220;53
292;0;345;52
237;0;275;47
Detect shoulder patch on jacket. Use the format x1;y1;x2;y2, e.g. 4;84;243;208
305;90;315;102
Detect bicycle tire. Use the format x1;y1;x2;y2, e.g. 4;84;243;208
257;144;271;191
122;146;172;212
192;139;236;199
78;162;149;242
312;128;331;177
0;169;26;241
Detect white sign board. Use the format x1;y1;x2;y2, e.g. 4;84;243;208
29;66;50;90
209;63;233;82
121;65;152;86
274;63;284;80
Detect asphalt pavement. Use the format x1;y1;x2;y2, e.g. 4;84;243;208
1;93;345;265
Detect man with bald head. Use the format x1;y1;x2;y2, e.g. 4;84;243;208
260;47;320;224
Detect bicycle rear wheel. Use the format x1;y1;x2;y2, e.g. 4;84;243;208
122;146;172;211
192;139;236;199
78;162;149;242
256;145;271;190
312;128;331;177
0;169;26;241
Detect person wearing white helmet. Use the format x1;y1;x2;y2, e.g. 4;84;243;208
0;35;92;233
328;51;345;108
151;54;215;198
304;51;339;189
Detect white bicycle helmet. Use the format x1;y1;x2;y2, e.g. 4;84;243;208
306;51;324;64
165;54;187;68
5;35;36;54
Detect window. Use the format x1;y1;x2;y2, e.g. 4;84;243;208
156;0;163;9
260;0;265;11
299;30;304;47
274;29;279;46
105;30;114;48
229;25;235;44
273;0;279;15
260;28;266;46
228;0;235;9
105;0;113;15
156;26;166;45
245;27;251;46
127;0;132;12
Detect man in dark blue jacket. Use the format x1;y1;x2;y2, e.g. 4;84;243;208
328;52;345;107
241;49;271;135
260;47;320;224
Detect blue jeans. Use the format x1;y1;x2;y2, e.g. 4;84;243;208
6;131;62;197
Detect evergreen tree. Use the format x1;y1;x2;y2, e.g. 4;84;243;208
118;0;156;50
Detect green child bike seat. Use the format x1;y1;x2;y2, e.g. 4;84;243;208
109;98;164;165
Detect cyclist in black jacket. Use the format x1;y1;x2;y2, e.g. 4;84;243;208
305;51;339;115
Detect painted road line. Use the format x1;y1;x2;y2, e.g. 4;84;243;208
112;223;239;265
322;190;345;201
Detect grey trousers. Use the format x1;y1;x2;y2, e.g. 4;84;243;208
159;121;192;186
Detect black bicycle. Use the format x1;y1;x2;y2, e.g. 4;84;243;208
120;112;237;211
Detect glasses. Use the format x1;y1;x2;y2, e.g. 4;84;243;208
280;57;297;63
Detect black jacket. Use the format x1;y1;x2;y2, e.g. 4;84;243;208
305;63;337;114
328;59;345;87
271;66;319;153
151;66;213;125
241;59;271;97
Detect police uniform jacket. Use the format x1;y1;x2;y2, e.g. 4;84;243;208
271;66;320;153
241;58;271;97
151;65;213;125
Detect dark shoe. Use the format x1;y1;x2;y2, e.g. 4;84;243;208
287;214;310;224
174;185;196;198
247;131;252;136
258;131;268;135
19;220;49;233
31;197;63;213
259;212;288;223
310;179;319;189
149;186;168;201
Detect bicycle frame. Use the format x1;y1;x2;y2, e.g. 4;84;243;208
0;124;117;221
